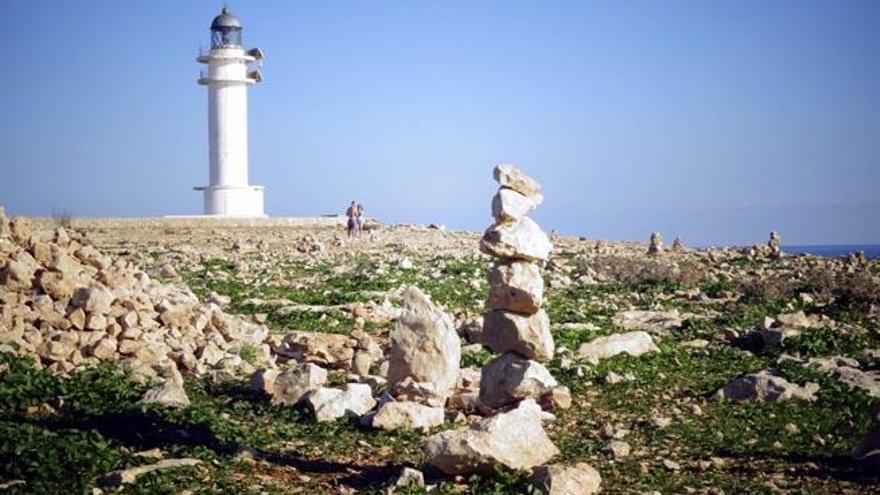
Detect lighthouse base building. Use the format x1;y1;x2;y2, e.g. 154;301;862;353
194;8;266;217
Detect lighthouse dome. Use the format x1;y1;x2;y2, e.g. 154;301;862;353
211;8;242;30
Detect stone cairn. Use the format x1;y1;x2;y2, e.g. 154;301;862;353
424;165;599;494
477;164;559;411
647;232;663;255
671;235;684;252
768;230;782;259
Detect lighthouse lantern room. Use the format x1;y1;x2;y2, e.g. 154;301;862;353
194;7;265;216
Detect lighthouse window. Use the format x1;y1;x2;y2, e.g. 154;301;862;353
211;29;241;48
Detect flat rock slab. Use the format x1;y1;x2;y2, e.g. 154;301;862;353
425;399;559;475
716;371;819;402
809;356;880;398
612;310;683;334
100;458;201;487
577;331;659;364
370;400;445;432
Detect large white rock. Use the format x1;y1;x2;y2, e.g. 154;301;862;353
425;399;559;475
70;285;115;315
491;188;543;222
388;287;460;405
480;217;552;262
487;261;544;314
305;383;377;422
531;463;602;495
370;400;445;432
716;371;819;402
271;363;328;406
577;331;659;364
482;309;554;362
478;352;558;410
493;164;541;198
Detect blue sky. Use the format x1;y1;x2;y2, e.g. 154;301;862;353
1;1;878;245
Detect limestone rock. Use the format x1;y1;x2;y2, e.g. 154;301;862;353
275;331;355;369
481;309;554;362
479;352;558;410
70;285;115;315
480;218;552;262
487;261;544;314
100;458;201;487
388;287;460;405
716;371;819;402
531;463;602;495
271;363;328;406
491;188;543;222
390;467;425;489
577;332;659;364
249;368;280;396
425;399;559;475
493;164;541;198
370;400;445;432
612;309;683;334
140;366;190;409
305;384;376;422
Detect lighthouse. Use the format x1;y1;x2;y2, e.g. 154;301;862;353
194;7;265;216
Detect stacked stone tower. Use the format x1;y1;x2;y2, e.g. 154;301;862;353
477;165;559;410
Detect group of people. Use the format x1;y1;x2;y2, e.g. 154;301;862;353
346;200;366;239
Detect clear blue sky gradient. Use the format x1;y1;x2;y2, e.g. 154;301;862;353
1;1;878;245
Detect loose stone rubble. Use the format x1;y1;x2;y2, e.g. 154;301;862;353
0;210;272;408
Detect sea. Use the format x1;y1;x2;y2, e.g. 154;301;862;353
783;245;880;260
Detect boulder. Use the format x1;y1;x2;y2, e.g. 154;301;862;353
480;218;552;262
425;399;559;475
716;371;819;402
305;384;377;422
531;463;602;495
271;363;328;405
481;309;554;362
493;164;541;198
487;261;544;314
577;332;658;364
388;287;460;405
491;188;543;222
370;400;445;432
479;352;558;410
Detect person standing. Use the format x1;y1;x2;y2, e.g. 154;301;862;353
356;203;365;238
346;200;357;239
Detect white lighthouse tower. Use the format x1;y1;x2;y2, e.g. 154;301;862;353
194;7;266;216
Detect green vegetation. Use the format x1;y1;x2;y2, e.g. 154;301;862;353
4;243;879;493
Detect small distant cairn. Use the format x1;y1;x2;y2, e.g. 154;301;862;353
647;232;663;255
671;235;684;252
768;230;782;259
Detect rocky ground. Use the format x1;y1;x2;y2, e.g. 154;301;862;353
2;203;879;494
